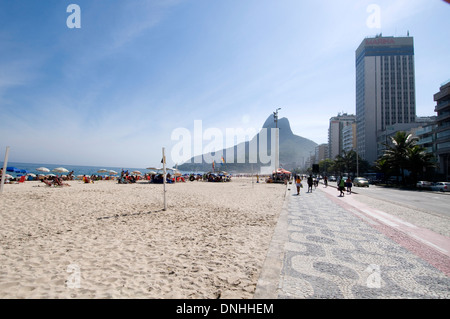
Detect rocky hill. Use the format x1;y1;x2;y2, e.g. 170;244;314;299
178;114;317;173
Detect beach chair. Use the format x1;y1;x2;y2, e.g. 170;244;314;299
18;176;26;183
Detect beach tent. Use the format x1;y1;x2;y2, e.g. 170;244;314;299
274;168;291;174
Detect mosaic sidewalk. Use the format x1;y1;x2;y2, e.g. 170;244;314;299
254;185;450;299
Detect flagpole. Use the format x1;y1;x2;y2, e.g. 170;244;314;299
173;163;176;184
0;146;10;194
162;147;167;211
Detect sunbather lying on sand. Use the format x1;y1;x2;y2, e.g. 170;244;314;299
42;177;70;187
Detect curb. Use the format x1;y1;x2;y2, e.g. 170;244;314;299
253;183;291;299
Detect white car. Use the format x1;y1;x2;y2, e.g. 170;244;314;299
416;181;432;189
353;177;369;187
431;182;450;192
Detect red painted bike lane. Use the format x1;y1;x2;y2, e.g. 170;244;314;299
318;186;450;276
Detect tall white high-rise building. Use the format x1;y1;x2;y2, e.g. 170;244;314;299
355;35;416;164
328;113;356;159
315;143;328;164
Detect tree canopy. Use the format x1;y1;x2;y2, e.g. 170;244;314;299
376;131;435;184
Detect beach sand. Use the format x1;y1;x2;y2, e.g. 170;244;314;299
0;177;286;298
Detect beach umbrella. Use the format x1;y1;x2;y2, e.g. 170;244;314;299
132;170;142;175
36;167;50;173
146;167;167;174
52;167;69;173
52;167;69;178
4;174;13;179
109;170;118;175
147;167;176;171
97;169;108;173
6;167;20;173
171;168;181;176
148;171;157;175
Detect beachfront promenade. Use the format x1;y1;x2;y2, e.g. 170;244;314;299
254;184;450;299
1;177;449;299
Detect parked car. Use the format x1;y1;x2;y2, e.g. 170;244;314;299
431;182;450;192
416;181;433;189
353;177;369;187
329;176;337;182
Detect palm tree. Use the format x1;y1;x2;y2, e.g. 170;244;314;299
375;157;392;182
381;131;418;184
407;145;436;184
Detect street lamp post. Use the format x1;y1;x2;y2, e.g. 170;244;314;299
273;108;281;172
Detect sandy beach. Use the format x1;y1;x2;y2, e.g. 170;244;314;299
0;177;286;299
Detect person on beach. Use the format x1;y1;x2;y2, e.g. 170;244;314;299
307;175;313;193
338;176;345;197
295;175;302;195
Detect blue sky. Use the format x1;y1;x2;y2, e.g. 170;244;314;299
1;0;449;168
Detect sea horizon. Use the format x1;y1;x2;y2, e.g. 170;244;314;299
0;161;195;177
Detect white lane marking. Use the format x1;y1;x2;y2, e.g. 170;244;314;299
360;208;398;227
409;234;448;255
351;210;380;226
373;210;418;229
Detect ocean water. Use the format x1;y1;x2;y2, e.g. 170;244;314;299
1;161;191;177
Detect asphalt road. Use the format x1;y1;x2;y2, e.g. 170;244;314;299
348;184;450;218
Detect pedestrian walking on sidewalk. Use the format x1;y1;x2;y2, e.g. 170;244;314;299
295;175;302;195
324;176;328;187
307;175;313;193
346;177;352;194
338;176;345;197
